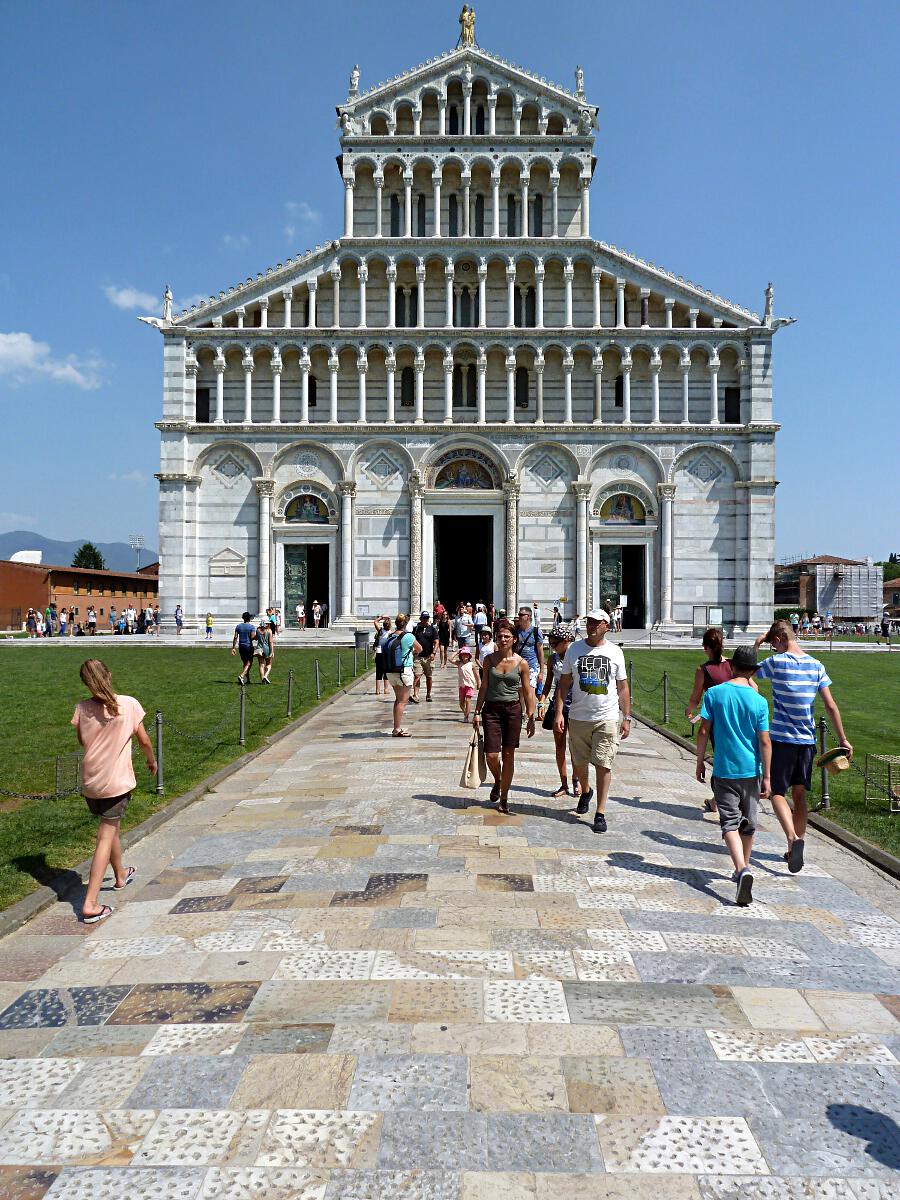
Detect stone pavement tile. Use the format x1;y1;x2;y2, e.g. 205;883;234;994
511;952;576;980
389;981;483;1024
327;930;416;951
651;1059;780;1118
484;980;569;1023
536;1175;701;1199
377;1113;489;1171
231;1052;355;1109
236;1023;334;1056
759;1062;900;1120
139;1023;247;1057
196;1166;328;1198
619;1027;718;1061
0;1058;85;1108
409;1023;527;1056
348;1053;468;1111
86;936;187;960
133;1109;269;1167
730;987;825;1030
876;993;900;1023
574;950;640;983
0;1029;56;1058
0;953;66;983
326;1168;459;1199
196;953;282;982
483;1114;603;1173
228;876;290;894
257;1111;382;1169
523;1024;623;1056
564;983;747;1028
328;1022;413;1055
50;1058;149;1109
748;1113;900;1176
803;1033;898;1064
631;953;755;987
469;1055;568;1113
273;951;376;980
696;1181;847;1200
106;954;212;985
245;981;392;1025
461;1172;534;1200
106;982;259;1025
127;1054;246;1108
170;896;237;915
40;1167;204;1200
561;1056;665;1115
374;950;512;981
0;1166;59;1200
595;1115;769;1174
414;930;493;950
0;1109;156;1166
31;960;127;988
477;874;534;893
0;987;133;1030
373;909;438;930
43;1025;157;1058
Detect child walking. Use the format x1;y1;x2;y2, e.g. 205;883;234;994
71;660;157;923
205;612;214;640
695;645;771;906
453;644;479;722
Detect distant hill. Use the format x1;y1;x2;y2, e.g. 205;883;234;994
0;531;158;573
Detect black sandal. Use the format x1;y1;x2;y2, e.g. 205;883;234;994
81;904;113;925
498;798;509;814
552;783;570;798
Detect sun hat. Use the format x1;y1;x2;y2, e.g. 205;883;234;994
586;608;611;623
731;645;759;671
459;645;473;658
816;746;850;775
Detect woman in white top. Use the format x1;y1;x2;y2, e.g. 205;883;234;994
312;601;321;628
296;603;305;629
476;626;495;665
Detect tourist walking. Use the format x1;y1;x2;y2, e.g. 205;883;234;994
695;646;771;906
453;643;479;722
411;611;438;703
71;659;156;923
542;623;580;799
383;614;421;737
685;628;737;813
453;603;473;648
320;600;328;628
59;607;69;637
109;605;117;633
86;606;97;635
255;615;273;682
174;604;183;635
312;600;322;628
373;616;392;697
514;605;545;693
553;609;631;834
473;620;535;813
437;610;452;667
26;608;38;637
231;611;257;684
753;619;852;873
296;602;306;629
205;612;214;640
476;625;495;665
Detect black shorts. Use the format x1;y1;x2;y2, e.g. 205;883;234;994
85;791;131;820
239;646;254;666
482;701;522;754
375;654;388;680
770;741;815;795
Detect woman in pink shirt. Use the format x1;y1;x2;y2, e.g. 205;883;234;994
71;660;157;923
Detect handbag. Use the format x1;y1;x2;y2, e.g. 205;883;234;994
459;729;487;789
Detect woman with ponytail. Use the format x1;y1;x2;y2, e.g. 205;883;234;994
71;660;157;923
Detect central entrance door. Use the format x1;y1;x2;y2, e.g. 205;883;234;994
597;544;646;628
284;544;330;626
434;515;493;610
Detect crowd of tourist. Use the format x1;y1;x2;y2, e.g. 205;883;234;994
24;602;162;638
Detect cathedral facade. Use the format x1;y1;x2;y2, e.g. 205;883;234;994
153;34;785;631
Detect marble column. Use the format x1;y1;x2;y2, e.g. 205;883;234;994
513;104;522;136
298;354;310;424
357;351;368;424
307;279;317;328
259;297;268;329
343;178;354;238
709;355;720;424
282;289;292;328
520;173;530;236
621;358;632;423
478;260;487;328
256;480;275;612
462;174;471;236
236;307;245;329
640;288;650;327
358;262;368;328
214;351;225;424
476;351;487;425
331;266;341;328
491;175;500;238
534;356;545;424
408;471;423;616
592;267;602;327
657;483;676;625
338;481;356;619
564;259;574;328
503;474;520;614
681;355;691;424
550;173;559;237
506;261;516;328
505;352;516;424
414;351;425;424
445;261;455;327
574;481;591;618
664;298;674;329
580;179;590;237
689;307;698;329
432;173;442;237
329;350;339;423
185;350;198;422
535;260;545;328
443;351;454;424
404;173;413;238
374;174;384;237
242;349;254;423
487;92;497;135
463;84;472;135
738;357;750;424
563;352;574;425
592;355;603;423
438;94;447;135
386;350;396;422
416;261;426;328
272;350;283;424
650;351;661;424
413;106;421;136
616;278;626;328
387;259;397;328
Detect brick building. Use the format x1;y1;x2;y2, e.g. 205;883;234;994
0;561;159;630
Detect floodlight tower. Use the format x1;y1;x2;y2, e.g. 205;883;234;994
129;533;145;572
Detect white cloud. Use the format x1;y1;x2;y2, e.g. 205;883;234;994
108;470;148;486
0;332;102;390
285;200;321;226
104;284;158;311
284;224;297;242
223;233;250;249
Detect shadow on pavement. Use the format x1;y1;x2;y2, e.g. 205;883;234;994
11;854;85;915
826;1104;900;1170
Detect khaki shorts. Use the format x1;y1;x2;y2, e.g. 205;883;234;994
413;656;433;680
388;670;414;690
568;718;619;770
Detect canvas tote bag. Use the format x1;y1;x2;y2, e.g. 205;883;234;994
459;729;487;789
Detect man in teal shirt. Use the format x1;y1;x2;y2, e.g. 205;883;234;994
696;645;771;906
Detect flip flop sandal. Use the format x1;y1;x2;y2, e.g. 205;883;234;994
113;867;136;890
788;839;805;873
81;904;113;925
392;729;411;737
552;784;570;798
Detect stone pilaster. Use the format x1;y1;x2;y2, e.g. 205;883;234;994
503;474;520;615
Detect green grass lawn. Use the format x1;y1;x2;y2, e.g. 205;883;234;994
0;645;368;910
625;648;900;859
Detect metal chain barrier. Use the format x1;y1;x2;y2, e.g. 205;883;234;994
164;703;237;742
818;718;897;810
0;753;83;800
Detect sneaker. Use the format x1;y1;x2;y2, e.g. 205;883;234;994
575;788;593;816
592;811;607;834
735;870;754;906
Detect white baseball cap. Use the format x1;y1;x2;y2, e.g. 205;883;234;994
586;608;611;623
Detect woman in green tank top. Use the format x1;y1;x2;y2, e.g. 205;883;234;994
472;621;536;813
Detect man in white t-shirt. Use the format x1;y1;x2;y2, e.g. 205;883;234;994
554;608;631;834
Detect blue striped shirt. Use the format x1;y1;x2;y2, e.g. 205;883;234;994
756;652;831;745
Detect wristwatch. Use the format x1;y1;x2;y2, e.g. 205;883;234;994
621;716;632;723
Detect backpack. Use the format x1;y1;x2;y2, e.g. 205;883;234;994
383;633;410;672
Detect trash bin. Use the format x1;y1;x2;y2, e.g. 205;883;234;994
353;628;370;651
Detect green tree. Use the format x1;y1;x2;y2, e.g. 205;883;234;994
71;542;106;570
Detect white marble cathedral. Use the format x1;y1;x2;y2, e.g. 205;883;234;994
151;18;789;631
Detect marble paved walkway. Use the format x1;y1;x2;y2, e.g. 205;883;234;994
1;667;899;1200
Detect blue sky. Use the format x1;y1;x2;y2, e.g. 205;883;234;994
1;1;897;560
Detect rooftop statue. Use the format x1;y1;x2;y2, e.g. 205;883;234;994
575;65;585;98
764;281;774;326
163;284;173;322
459;5;475;48
348;65;360;99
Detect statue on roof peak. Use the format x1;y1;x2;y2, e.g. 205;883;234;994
163;284;173;322
348;65;360;99
459;5;476;48
575;65;585;98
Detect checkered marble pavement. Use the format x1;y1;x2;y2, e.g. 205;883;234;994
1;667;899;1199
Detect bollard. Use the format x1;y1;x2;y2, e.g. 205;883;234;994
337;653;342;688
818;715;830;811
155;711;164;795
239;685;246;747
628;659;634;696
365;644;369;670
354;646;358;676
315;659;321;700
287;668;294;718
663;672;669;725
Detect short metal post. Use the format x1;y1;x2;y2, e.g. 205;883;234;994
287;668;294;717
628;658;634;696
365;644;369;670
239;687;246;747
663;672;669;725
315;659;321;700
354;646;358;676
819;715;830;811
337;653;342;688
155;711;164;794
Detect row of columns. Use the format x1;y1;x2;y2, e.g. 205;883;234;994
345;172;587;239
373;89;565;138
202;348;735;427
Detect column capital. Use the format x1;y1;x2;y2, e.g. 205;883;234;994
235;306;246;318
337;480;357;498
373;172;384;187
477;258;488;279
184;353;199;378
281;287;293;301
407;470;425;500
591;265;603;281
328;352;340;371
212;316;224;328
486;92;497;108
534;355;545;374
477;352;487;373
550;170;560;184
307;277;318;293
357;262;369;283
572;480;592;502
657;483;677;501
414;349;425;370
443;351;454;372
712;317;724;328
385;351;397;371
506;259;517;280
386;257;397;280
709;353;720;370
505;351;517;370
650;351;662;371
680;350;692;369
432;170;442;186
437;93;447;109
330;264;342;282
463;81;473;97
502;474;520;499
563;258;575;280
343;175;355;189
259;296;269;309
255;478;276;498
664;297;675;310
535;258;545;279
445;259;455;278
639;287;650;300
620;355;633;372
416;259;427;282
242;350;255;372
272;351;284;374
592;355;603;374
738;357;750;372
357;350;369;372
213;351;226;373
297;351;309;372
563;352;574;372
615;277;626;289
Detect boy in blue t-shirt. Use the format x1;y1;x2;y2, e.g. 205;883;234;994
696;645;771;907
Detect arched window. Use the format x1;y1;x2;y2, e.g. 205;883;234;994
416;194;426;237
448;194;459;237
448;105;459;135
475;104;486;134
195;387;210;423
390;194;401;237
400;366;415;407
452;364;463;406
525;286;536;327
474;193;485;237
507;194;517;237
533;194;543;238
308;375;317;408
466;364;477;407
515;367;529;408
460;289;472;327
